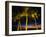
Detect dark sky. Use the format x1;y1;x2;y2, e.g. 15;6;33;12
12;6;41;17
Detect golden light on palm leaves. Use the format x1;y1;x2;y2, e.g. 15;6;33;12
31;13;38;19
31;10;40;19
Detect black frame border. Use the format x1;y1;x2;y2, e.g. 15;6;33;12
5;1;45;36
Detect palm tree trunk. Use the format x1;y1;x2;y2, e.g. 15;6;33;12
35;19;38;30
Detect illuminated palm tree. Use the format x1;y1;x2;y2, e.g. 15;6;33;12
31;10;39;29
15;8;29;31
13;13;21;31
20;8;29;31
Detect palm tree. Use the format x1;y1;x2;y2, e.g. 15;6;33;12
20;8;29;31
31;10;39;29
16;8;29;31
